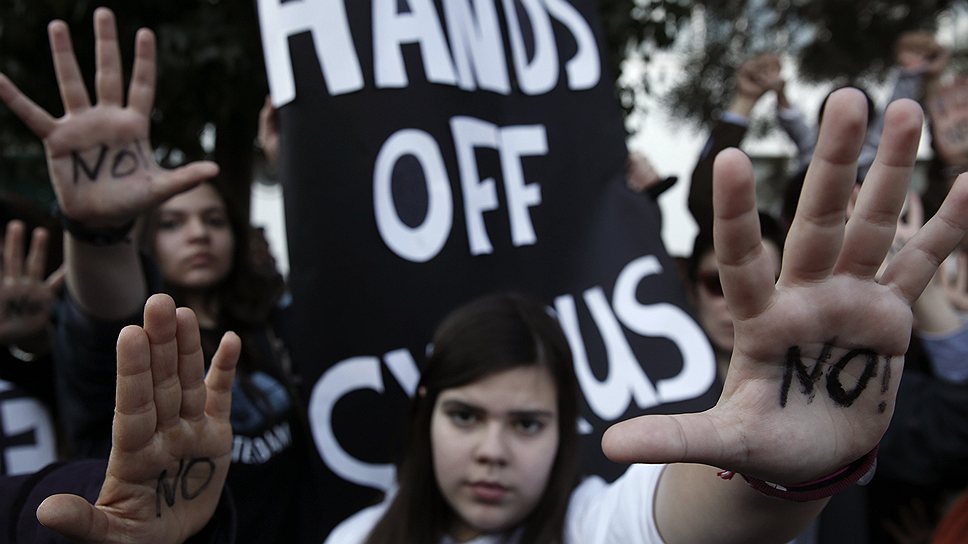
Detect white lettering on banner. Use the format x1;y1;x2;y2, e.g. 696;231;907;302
374;0;458;88
258;0;602;106
375;117;546;261
556;289;658;421
258;0;364;105
374;130;454;262
310;356;397;491
444;0;511;93
612;256;715;401
307;254;716;491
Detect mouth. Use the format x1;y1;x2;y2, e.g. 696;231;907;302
467;481;508;503
187;253;214;267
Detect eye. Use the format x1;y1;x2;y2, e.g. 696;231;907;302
513;417;545;436
157;217;182;231
204;215;229;228
447;409;479;428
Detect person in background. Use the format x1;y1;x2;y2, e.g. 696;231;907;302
0;9;320;543
0;195;65;476
0;293;240;544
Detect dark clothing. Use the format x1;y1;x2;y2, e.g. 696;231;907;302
52;279;321;542
0;459;235;543
688;117;748;234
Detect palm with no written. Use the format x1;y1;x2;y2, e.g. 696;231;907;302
0;7;217;229
37;294;239;544
605;89;968;486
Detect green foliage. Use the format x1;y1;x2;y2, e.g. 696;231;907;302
656;0;964;128
596;0;692;122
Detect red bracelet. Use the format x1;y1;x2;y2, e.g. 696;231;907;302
716;445;878;502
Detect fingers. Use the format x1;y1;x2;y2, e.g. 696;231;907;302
114;325;155;452
37;493;110;542
782;88;869;282
176;307;207;421
0;74;58;137
143;294;182;431
2;220;24;281
48;20;92;113
205;331;240;422
127;28;156;116
94;7;124;107
836;99;923;279
711;149;776;319
25;227;50;282
882;173;968;304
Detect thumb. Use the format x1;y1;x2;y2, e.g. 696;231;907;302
37;493;111;542
154;161;220;201
601;412;728;466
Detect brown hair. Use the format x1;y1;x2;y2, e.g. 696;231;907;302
365;293;581;543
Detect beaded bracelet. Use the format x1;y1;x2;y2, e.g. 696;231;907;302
717;445;878;502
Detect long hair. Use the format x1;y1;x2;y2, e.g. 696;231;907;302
139;179;290;406
366;293;581;544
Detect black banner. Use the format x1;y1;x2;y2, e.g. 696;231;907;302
257;0;718;533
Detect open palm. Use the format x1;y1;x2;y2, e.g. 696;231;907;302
36;294;239;543
0;8;216;228
604;90;968;485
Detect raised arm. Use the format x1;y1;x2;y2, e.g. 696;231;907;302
35;294;239;543
603;89;968;543
0;8;217;320
689;54;780;231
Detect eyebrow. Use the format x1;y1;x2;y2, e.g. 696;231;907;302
439;399;555;419
159;206;226;216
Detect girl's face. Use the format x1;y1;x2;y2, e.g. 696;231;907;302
153;183;235;290
431;365;559;541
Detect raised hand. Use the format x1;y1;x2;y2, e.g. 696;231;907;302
603;89;968;486
36;294;239;543
257;95;280;168
895;31;949;78
0;8;217;229
736;54;781;102
0;220;65;350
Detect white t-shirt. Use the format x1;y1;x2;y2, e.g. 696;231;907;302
324;463;667;544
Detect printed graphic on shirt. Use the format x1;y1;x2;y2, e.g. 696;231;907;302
231;371;294;465
0;379;56;475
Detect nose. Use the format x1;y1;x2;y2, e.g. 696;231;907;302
185;217;210;241
474;422;509;467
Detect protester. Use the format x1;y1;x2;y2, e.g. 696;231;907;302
0;8;319;543
0;203;65;476
0;294;239;544
5;7;968;544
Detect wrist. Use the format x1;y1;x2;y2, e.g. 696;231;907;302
717;446;879;502
728;96;758;118
52;202;135;246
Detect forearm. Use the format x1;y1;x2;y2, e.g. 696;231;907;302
65;235;147;321
727;96;758;119
655;463;827;544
